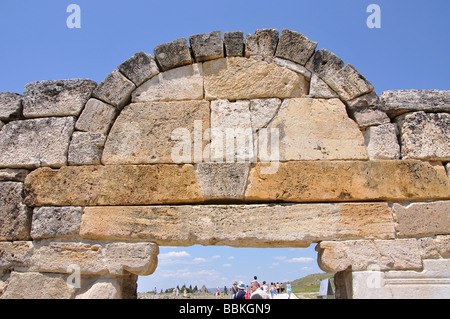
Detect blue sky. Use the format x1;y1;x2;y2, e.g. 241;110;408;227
1;1;449;293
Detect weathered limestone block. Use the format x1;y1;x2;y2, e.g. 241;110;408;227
102;101;210;165
189;31;224;62
447;163;450;178
256;98;368;161
75;274;137;299
363;124;401;160
117;51;159;86
308;74;339;98
196;163;250;201
30;206;83;239
24;165;204;206
203;57;309;100
0;169;29;182
392;201;450;238
0;271;77;299
68;132;106;165
305;49;344;81
0;92;22;120
395;111;450;161
380;90;450;117
22;79;96;118
346;92;390;128
80;203;395;247
210;100;254;162
245;29;279;57
92;70;136;109
316;238;444;273
326;64;374;101
245;160;450;203
275;29;317;66
352;259;450;299
224;31;244;57
28;241;158;276
0;241;34;271
0;182;30;241
132;64;204;102
153;38;192;71
0;117;75;168
249;98;282;132
75;98;117;135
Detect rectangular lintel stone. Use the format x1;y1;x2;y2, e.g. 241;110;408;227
80;203;395;247
245;160;450;203
24;165;204;207
23;161;450;207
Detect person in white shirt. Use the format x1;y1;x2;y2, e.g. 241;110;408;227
250;280;270;299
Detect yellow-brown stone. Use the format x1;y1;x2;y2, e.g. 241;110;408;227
24;164;203;207
245;160;450;203
203;57;309;100
80;203;395;247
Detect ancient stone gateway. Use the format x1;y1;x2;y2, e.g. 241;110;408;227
0;29;449;299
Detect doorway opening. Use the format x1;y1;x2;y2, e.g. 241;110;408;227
137;245;334;299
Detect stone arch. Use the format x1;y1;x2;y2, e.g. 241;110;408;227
0;29;449;299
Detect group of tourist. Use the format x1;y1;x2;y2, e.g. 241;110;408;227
225;276;293;299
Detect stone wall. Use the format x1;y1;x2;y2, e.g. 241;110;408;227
0;28;449;299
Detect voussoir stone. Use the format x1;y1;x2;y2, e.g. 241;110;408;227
153;38;193;71
102;101;210;165
275;29;318;66
0;182;31;241
392;201;450;238
24;165;204;207
305;49;345;82
256;98;368;161
0;92;22;121
0;117;75;168
395;111;450;161
380;90;450;117
245;29;279;57
30;206;83;239
79;203;394;247
224;31;244;57
326;64;374;101
22;79;96;118
92;70;136;109
75;98;117;135
118;51;159;86
132;64;204;102
244;160;450;203
189;31;224;62
204;57;308;100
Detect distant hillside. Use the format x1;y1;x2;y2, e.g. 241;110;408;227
290;273;335;293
